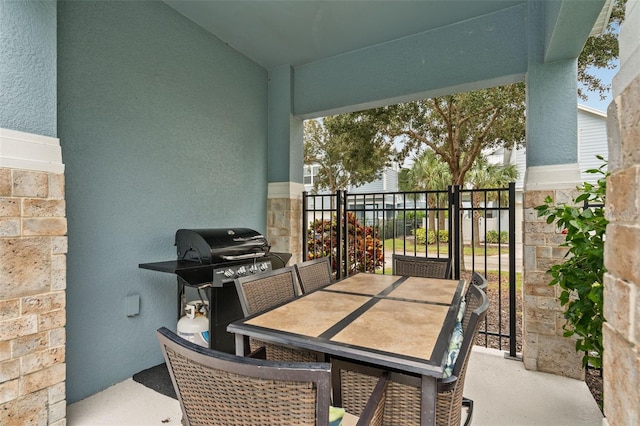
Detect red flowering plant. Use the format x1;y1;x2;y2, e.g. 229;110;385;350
306;212;384;275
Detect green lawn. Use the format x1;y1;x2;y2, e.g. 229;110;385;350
383;238;507;256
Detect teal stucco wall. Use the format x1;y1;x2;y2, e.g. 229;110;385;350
0;0;57;137
57;1;267;402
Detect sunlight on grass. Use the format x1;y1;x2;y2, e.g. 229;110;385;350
383;238;508;256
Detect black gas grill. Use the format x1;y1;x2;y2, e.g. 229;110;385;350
139;228;291;353
175;228;272;284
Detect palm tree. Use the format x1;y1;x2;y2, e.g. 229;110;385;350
466;157;518;247
400;150;451;229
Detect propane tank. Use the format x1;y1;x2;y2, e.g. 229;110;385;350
177;300;209;347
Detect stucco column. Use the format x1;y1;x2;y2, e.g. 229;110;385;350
521;1;583;379
602;0;640;423
267;66;305;263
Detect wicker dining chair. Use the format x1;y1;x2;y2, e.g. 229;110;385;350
462;278;487;333
235;267;318;362
157;327;388;426
235;267;300;316
460;275;488;419
295;257;333;294
470;271;488;290
331;284;489;426
392;254;452;279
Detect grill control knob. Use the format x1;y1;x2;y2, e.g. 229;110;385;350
259;262;268;271
237;266;246;275
248;264;258;273
224;269;235;278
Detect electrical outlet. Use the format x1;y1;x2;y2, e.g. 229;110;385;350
126;294;140;317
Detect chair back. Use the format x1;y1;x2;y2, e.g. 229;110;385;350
462;279;487;332
235;266;299;316
295;257;333;294
157;327;331;426
392;254;451;279
470;271;488;290
437;284;489;426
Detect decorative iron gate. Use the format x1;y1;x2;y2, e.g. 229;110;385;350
302;183;519;357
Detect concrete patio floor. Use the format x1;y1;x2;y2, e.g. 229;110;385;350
67;346;603;425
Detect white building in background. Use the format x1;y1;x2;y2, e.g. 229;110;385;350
303;164;399;194
510;104;608;190
303;164;400;227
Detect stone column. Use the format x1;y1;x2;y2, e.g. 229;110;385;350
267;182;305;265
603;0;640;423
521;0;584;378
522;169;584;379
0;129;67;425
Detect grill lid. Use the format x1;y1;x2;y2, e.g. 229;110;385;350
176;228;270;264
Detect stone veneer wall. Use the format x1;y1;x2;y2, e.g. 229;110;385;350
266;183;304;266
602;0;639;423
0;167;67;425
522;186;585;379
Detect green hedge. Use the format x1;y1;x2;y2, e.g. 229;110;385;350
485;230;509;244
414;228;449;245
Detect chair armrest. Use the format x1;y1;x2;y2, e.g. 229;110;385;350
437;374;459;392
356;372;390;426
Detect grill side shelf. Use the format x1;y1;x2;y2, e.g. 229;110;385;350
139;260;219;287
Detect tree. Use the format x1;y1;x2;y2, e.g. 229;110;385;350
401;150;451;229
578;0;626;100
303;113;395;193
379;83;526;187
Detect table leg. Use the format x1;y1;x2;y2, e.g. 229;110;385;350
234;333;246;356
420;375;437;426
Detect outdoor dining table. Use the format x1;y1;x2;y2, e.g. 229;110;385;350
227;273;466;426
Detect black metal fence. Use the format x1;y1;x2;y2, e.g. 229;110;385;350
302;183;519;357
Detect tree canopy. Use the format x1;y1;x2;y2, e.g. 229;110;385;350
578;0;626;100
303;113;395;193
375;82;526;186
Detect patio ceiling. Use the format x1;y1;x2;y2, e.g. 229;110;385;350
164;0;611;70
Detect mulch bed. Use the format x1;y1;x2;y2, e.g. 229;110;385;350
464;270;603;411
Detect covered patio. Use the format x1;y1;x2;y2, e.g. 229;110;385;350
1;0;639;424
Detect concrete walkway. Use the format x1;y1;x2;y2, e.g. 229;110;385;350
465;347;602;425
67;346;602;425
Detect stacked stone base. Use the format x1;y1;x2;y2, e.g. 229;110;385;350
602;1;640;419
522;187;584;379
0;168;67;426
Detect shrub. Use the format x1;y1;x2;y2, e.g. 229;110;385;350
485;230;508;244
306;212;383;274
414;228;448;245
534;158;608;368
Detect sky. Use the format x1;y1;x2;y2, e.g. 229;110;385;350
579;62;619;113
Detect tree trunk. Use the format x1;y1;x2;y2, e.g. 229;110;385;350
472;210;482;248
458;210;466;272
